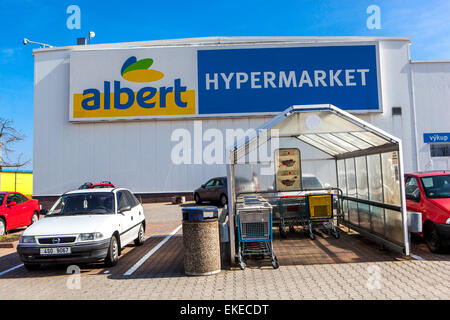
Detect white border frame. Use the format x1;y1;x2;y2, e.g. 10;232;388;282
69;41;383;122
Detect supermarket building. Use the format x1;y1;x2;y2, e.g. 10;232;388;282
32;36;450;200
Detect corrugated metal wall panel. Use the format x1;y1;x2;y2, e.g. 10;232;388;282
412;62;450;171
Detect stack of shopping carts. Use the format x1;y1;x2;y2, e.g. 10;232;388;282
236;196;278;270
277;193;340;240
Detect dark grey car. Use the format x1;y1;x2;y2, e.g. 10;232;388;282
194;177;228;206
194;177;258;206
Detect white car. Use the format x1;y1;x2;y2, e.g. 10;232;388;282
17;188;146;270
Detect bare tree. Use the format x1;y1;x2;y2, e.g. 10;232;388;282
0;118;30;171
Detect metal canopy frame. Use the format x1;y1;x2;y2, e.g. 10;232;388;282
226;104;409;265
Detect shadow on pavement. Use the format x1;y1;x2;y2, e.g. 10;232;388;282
2;225;450;281
0;253;105;279
0;238;162;279
107;226;450;280
179;203;225;208
107;235;185;280
239;226;406;270
410;233;450;259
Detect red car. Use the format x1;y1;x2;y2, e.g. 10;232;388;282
405;171;450;252
78;181;115;189
0;192;41;236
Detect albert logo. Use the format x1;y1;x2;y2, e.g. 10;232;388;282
120;56;164;83
73;56;196;118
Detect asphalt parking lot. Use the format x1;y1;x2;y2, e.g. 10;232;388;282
1;202;450;300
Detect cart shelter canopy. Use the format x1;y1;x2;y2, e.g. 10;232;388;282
232;105;399;161
226;104;409;263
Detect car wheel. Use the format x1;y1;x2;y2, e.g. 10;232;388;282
24;263;40;271
29;212;39;226
425;223;442;253
220;194;227;207
134;223;145;246
194;193;202;204
0;218;5;236
105;235;119;267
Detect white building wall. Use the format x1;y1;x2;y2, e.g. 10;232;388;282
33;38;449;196
411;61;450;171
358;40;417;173
33;51;273;195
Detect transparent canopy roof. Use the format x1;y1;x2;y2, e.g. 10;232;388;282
230;105;399;162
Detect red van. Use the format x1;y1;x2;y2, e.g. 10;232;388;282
405;172;450;252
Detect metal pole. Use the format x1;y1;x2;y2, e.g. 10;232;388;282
379;153;386;238
365;155;373;232
353;157;360;226
226;158;237;267
397;143;410;256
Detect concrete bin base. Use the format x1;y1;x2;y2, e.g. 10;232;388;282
183;219;221;276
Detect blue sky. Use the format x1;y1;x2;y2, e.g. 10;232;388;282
0;0;449;170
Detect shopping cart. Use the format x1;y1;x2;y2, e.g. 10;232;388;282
236;196;279;270
277;195;310;238
306;193;339;239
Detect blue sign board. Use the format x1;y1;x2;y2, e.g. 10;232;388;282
424;133;450;143
197;45;380;114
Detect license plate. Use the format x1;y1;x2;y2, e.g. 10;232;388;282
40;247;71;255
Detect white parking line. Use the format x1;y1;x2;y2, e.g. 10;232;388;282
0;264;24;276
411;254;425;261
123;224;182;276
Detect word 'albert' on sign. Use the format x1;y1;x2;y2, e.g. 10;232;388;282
81;79;188;110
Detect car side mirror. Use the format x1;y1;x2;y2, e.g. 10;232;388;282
201;184;206;188
119;205;131;213
406;193;420;202
7;202;17;207
39;208;48;215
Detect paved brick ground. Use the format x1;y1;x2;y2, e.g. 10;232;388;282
1;202;450;300
272;227;406;266
1;259;449;300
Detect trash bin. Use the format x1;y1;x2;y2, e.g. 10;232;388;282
182;206;221;276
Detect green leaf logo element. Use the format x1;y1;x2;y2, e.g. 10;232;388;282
123;58;154;75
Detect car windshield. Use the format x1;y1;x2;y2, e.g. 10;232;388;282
420;175;450;199
302;176;323;189
48;192;115;216
0;194;4;205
